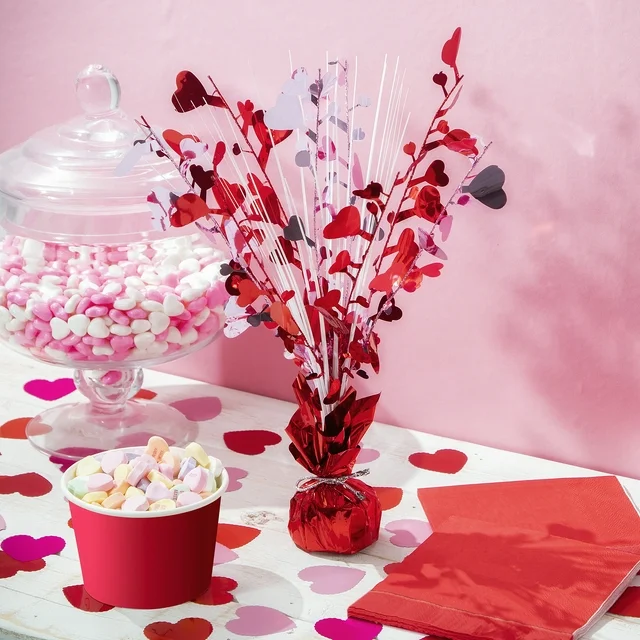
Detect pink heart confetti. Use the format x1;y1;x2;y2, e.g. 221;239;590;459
298;565;366;595
170;396;222;421
315;617;382;640
356;448;380;464
226;467;249;492
214;542;238;565
226;605;296;636
1;534;66;562
385;519;433;547
23;378;75;401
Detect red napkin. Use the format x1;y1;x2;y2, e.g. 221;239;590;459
348;516;640;640
418;476;640;554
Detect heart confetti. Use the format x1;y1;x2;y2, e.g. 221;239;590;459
216;523;260;549
169;396;222;421
1;534;66;562
0;417;50;439
23;378;75;401
62;584;114;612
192;576;238;605
135;389;158;400
223;430;282;455
315;617;382;640
355;447;380;464
373;486;403;511
385;519;433;548
0;472;52;497
144;617;213;640
408;448;468;474
214;543;238;565
226;467;249;492
609;586;640;617
299;565;366;595
226;606;296;636
0;551;45;579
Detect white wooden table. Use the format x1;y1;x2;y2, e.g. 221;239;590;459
0;348;639;640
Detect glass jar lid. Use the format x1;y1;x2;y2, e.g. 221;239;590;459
0;64;183;244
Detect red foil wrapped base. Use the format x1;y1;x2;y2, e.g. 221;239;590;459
289;478;382;554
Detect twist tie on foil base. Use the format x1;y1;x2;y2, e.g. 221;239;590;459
295;469;370;500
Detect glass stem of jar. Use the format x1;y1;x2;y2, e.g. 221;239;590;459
73;368;143;415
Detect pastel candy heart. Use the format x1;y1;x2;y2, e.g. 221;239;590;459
184;467;208;493
23;378;75;401
146;481;172;502
298;565;366;595
315;617;382;640
100;450;127;475
87;473;114;492
1;534;66;562
385;518;433;547
226;605;296;636
163;293;185;317
176;491;202;507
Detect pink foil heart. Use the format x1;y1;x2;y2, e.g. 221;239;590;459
170;396;222;421
385;519;433;547
23;378;75;401
226;467;249;492
226;605;296;636
298;565;366;595
1;534;66;562
315;617;382;640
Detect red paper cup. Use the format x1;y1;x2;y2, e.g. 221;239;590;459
60;446;228;609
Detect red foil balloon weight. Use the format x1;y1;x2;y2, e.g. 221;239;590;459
286;374;382;554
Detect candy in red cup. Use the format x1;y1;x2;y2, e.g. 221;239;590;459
61;445;228;609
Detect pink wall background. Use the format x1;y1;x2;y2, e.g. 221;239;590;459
2;1;640;478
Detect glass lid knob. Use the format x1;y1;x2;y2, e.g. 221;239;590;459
75;64;121;116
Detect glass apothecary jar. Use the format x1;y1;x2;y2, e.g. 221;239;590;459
0;65;228;460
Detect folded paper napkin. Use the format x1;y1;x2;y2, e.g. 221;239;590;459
348;516;640;640
417;476;640;554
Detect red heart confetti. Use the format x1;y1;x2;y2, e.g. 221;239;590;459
217;523;261;549
408;449;468;474
192;576;238;605
62;584;115;612
144;617;213;640
0;472;52;497
373;487;403;511
0;551;45;579
223;430;282;455
0;417;32;439
609;586;640;617
135;389;158;400
23;378;75;401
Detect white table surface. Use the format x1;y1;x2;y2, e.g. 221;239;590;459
0;348;639;640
